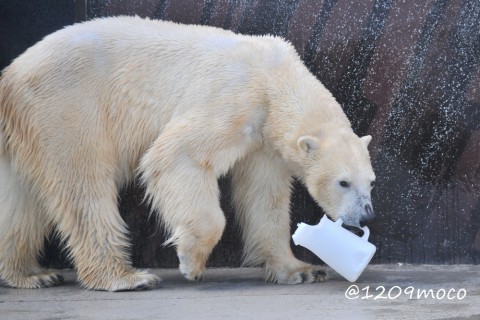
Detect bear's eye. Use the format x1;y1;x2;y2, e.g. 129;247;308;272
339;181;350;188
370;181;375;188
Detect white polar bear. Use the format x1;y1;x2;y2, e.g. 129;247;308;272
0;16;376;291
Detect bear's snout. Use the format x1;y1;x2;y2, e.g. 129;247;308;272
360;204;375;227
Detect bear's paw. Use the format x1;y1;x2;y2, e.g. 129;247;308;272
2;270;64;289
80;269;162;292
265;261;327;284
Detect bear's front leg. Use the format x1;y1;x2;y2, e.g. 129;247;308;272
231;149;326;284
140;126;227;281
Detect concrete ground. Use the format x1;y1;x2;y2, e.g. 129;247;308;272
1;265;479;320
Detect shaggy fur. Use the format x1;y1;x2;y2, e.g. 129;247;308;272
0;16;375;291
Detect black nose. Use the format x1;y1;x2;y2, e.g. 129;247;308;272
360;204;376;227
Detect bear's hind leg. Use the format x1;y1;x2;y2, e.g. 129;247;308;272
35;154;160;291
0;156;63;289
231;150;326;284
47;178;161;291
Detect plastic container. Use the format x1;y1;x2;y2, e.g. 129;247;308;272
292;215;376;282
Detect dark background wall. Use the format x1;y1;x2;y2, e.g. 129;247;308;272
1;0;479;268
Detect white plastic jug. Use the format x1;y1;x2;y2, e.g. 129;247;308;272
292;215;376;282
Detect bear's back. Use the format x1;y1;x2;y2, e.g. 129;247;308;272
1;16;298;111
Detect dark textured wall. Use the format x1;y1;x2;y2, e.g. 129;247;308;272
0;0;75;70
1;0;479;268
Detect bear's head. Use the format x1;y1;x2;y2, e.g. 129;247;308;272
296;128;376;229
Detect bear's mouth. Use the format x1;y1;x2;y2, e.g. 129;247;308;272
324;214;365;236
342;224;364;237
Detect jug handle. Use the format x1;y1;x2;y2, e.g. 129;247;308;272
335;218;370;240
362;226;370;240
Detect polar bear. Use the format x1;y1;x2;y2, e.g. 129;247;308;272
0;17;376;291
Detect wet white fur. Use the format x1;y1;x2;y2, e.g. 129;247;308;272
0;16;374;290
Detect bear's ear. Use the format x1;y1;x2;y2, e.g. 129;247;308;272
297;136;320;154
361;135;372;148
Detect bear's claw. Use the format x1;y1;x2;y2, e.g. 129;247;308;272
312;269;327;282
38;273;65;287
181;271;204;282
110;273;162;292
293;268;327;284
122;277;163;291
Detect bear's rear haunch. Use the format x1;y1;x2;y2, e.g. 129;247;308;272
0;16;376;291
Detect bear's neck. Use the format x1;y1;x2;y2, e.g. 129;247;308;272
262;60;352;174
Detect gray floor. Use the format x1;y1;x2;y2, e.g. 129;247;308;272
1;265;479;320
